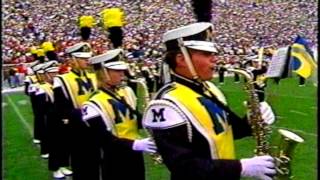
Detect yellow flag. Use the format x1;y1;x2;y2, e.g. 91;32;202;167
291;44;317;79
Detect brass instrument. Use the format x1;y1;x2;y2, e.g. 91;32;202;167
142;66;154;80
275;129;304;180
134;64;141;76
129;77;163;164
227;68;304;179
150;64;160;77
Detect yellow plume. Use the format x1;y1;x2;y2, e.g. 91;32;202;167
100;8;125;29
36;49;45;57
79;15;96;28
41;41;55;52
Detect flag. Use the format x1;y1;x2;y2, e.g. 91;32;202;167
290;36;317;79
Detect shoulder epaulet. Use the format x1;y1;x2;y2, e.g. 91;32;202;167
81;102;101;122
154;83;176;100
142;98;188;130
89;90;100;99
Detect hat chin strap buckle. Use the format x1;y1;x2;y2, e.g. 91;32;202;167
177;38;200;81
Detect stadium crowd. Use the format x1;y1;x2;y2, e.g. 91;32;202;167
3;0;317;179
3;0;317;65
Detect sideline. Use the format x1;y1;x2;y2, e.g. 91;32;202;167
5;95;33;137
2;86;24;94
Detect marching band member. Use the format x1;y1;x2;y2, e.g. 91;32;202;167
80;49;157;180
245;55;268;102
52;42;97;179
33;60;69;178
216;59;227;84
26;63;45;144
33;60;59;160
24;64;38;96
141;60;156;94
143;22;276;180
231;56;241;83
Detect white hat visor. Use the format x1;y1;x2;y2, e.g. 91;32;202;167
104;61;128;70
45;67;59;73
37;70;45;74
72;52;93;58
183;41;218;53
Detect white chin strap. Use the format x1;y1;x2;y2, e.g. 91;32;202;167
177;38;199;80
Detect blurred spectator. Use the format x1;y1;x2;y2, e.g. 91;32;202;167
17;63;28;86
8;66;18;88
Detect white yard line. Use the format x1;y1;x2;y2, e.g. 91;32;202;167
275;116;284;119
5;95;33;137
289;110;308;116
1;86;24;94
18;100;28;105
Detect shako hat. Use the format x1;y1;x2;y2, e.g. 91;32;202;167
163;22;218;53
89;49;127;70
65;42;92;58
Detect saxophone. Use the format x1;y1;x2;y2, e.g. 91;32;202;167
227;68;304;179
129;77;163;164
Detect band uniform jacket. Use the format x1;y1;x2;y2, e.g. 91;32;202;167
81;86;145;180
53;69;97;121
143;74;252;180
24;74;38;95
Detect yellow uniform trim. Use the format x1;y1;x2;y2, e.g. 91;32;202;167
89;89;140;140
39;83;54;102
168;82;235;159
57;71;97;108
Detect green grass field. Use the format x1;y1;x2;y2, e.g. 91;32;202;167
2;75;317;180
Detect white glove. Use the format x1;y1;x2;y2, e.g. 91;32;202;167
132;138;157;154
240;155;276;180
260;101;275;125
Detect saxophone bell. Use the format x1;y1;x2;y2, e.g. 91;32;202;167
274;129;304;180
